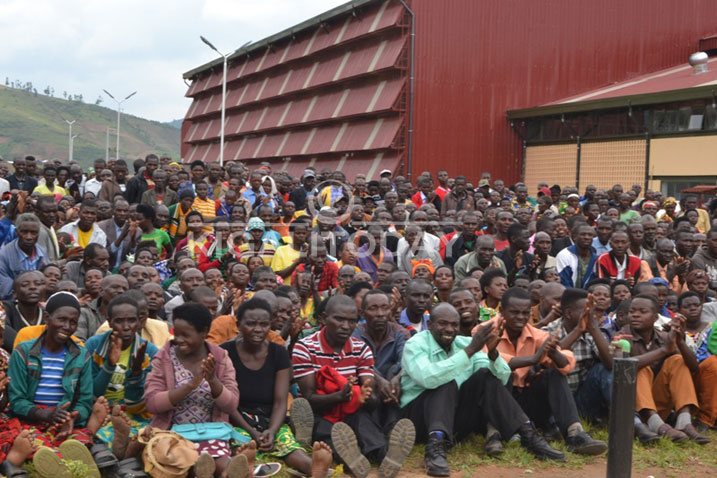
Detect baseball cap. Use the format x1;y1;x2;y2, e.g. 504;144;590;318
478;179;490;187
538;187;551;197
302;169;316;179
379;169;392;177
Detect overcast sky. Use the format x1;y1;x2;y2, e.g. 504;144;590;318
0;0;346;122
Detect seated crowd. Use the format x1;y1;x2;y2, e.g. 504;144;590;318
0;154;715;478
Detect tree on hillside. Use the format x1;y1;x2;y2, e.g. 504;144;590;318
95;96;103;106
4;78;8;86
63;91;67;99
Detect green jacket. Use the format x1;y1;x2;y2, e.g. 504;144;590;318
85;330;158;414
7;333;93;425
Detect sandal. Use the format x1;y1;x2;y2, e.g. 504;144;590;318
33;447;72;478
254;462;282;477
58;440;101;478
0;461;29;478
117;457;149;478
90;442;120;468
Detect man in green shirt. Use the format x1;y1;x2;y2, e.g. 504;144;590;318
136;204;172;260
400;303;564;476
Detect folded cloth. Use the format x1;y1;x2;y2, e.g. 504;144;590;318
315;365;361;423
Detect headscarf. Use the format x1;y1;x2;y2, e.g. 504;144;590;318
411;258;435;277
247;217;265;232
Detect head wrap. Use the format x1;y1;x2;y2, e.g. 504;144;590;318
411;259;435;277
663;197;677;208
45;291;81;315
642;201;658;210
687;270;709;284
247;217;265;232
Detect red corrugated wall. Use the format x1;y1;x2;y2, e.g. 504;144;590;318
410;0;717;184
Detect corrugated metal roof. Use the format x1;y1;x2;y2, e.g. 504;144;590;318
508;58;717;119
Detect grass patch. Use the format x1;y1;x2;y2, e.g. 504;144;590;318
262;424;717;477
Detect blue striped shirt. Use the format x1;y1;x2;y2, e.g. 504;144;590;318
34;347;67;407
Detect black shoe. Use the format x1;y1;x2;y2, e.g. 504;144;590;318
484;433;504;457
566;431;607;455
541;424;562;442
694;421;710;434
519;424;565;461
424;435;450;477
634;422;660;444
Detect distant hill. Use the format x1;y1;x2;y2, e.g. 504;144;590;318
165;119;183;129
0;85;180;168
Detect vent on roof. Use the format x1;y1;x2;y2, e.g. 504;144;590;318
689;52;709;75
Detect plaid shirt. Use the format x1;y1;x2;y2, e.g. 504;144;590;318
542;320;599;392
292;262;339;293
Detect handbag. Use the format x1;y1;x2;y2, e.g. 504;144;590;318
171;422;243;443
138;427;198;478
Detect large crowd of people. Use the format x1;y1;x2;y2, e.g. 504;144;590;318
0;153;715;478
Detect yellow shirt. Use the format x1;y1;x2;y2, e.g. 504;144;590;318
104;346;131;403
14;325;84;349
271;244;302;285
77;227;92;248
192;197;216;233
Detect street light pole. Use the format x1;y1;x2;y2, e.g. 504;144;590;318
102;89;137;160
64;119;75;162
70;134;79;163
200;36;231;167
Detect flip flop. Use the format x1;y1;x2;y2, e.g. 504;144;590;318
90;442;119;468
254;462;282;477
33;447;72;478
378;418;416;478
58;439;101;478
330;422;370;478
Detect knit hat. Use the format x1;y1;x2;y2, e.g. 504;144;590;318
45;291;81;315
179;189;195;200
247;217;265;232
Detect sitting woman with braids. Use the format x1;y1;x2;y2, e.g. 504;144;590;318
4;292;113;477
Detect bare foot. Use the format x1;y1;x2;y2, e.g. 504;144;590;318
239;440;256;470
110;405;132;460
7;430;36;466
86;396;111;434
124;436;143;459
311;441;332;478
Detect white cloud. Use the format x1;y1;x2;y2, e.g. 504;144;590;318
0;0;346;122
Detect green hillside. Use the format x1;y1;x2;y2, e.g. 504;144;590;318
0;85;180;168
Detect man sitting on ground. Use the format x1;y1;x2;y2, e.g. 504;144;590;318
401;302;564;477
491;287;606;455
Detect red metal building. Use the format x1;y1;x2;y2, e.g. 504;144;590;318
182;0;717;183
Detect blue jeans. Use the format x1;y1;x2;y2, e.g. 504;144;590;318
573;363;612;421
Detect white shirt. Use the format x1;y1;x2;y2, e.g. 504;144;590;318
396;232;441;271
85;178;103;198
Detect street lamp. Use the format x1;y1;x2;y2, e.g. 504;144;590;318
64;119;75;162
200;35;232;167
70;134;79;163
103;89;137;160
